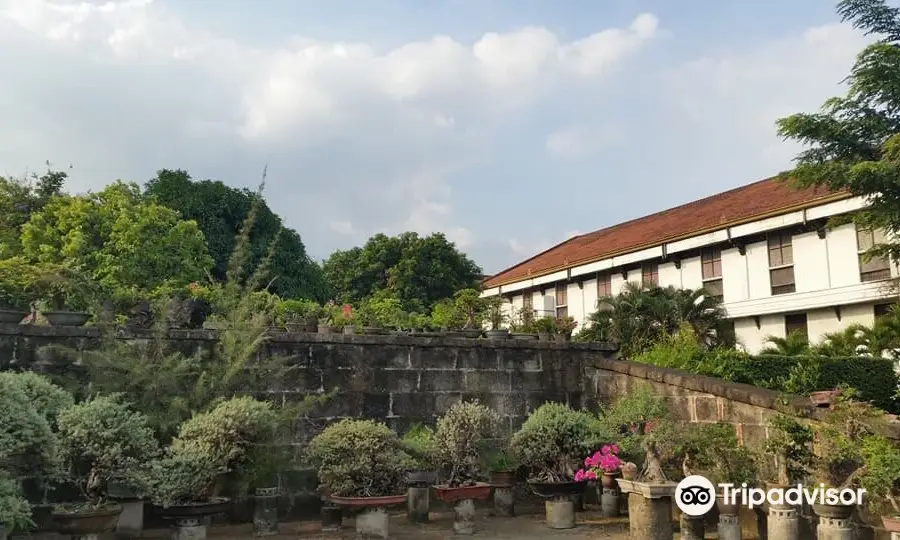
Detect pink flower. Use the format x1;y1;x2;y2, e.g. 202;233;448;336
584;470;597;480
574;469;585;482
611;443;620;454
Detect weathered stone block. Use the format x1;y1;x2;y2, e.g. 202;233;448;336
464;371;510;393
499;353;540;372
389;393;437;418
693;396;719;422
458;348;499;371
420;347;455;370
419;370;464;392
434;392;464;414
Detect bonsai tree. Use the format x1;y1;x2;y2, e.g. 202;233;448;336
554;316;577;338
430;298;462;330
510;402;599;483
0;371;74;429
306;419;413;498
0;374;60;486
55;395;159;511
33;264;97;313
858;434;900;520
401;423;439;472
434;401;499;487
677;423;757;486
0;472;32;534
534;316;556;336
453;289;486;329
763;414;814;487
483;296;507;331
594;384;670;466
275;299;321;330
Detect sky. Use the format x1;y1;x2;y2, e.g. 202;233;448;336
0;0;880;275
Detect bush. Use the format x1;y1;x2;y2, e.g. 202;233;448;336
56;395;159;506
510;403;599;483
306;419;413;498
274;298;321;328
140;452;220;507
0;371;74;428
0;472;32;533
0;375;58;479
0;257;40;311
434;401;499;486
400;423;438;471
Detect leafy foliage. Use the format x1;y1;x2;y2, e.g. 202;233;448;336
0;166;67;258
55;395;159;507
0;374;59;480
0;471;33;533
0;371;74;428
776;0;900;263
400;423;439;471
510;403;599;482
678;423;757;485
140;452;220;508
434;401;499;487
305;419;413;498
594;384;671;467
858;434;900;514
763;415;814;485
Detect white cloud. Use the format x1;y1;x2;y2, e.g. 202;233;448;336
0;0;660;272
545;125;623;159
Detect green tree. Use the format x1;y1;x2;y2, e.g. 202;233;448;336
776;0;900;262
759;332;811;356
145;169;326;301
20;181;213;295
0;167;67;258
323;232;481;312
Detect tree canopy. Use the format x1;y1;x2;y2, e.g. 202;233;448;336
0;168;67;258
776;0;900;261
145;169;326;301
322;232;482;312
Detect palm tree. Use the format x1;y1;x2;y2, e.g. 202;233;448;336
759;332;810;356
812;325;866;357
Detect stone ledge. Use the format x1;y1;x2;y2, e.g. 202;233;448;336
0;324;619;351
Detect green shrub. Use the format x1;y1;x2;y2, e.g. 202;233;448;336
0;371;74;428
510;403;598;483
140;452;220;507
0;257;40;311
306;419;413;498
400;423;438;470
434;401;499;486
0;472;32;533
274;299;321;327
0;375;58;479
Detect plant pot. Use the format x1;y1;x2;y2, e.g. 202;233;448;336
537;332;552;341
511;333;538;341
342;326;356;335
0;309;26;324
362;326;387;335
882;515;900;532
406;470;437;486
716;494;741;517
812;502;854;520
601;472;620;489
809;389;841;407
554;333;570;343
42;311;92;326
52;503;123;536
485;329;509;339
433;483;492;503
30;504;55;532
326;494;408;508
155;497;232;520
490;470;517;488
621;465;638;481
317;324;331;334
528;480;586;499
320;504;342;531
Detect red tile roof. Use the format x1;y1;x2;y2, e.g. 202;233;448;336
483;177;849;289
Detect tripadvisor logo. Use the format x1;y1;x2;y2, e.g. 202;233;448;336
675;475;866;515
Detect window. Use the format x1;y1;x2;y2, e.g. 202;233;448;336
875;303;895;319
768;232;796;295
642;263;658;287
523;291;533;310
701;247;723;301
597;273;611;298
856;225;892;282
555;283;568;319
784;313;808;340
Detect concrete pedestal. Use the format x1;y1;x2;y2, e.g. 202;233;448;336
545;497;575;529
253;488;278;537
453;499;476;535
601;488;620;518
679;513;705;540
493;487;515;517
116;500;144;538
573;493;584;512
356;507;389;539
816;517;853;540
407;486;430;523
172;518;206;540
891;532;900;540
767;506;799;540
626;492;673;540
718;514;742;540
320;504;342;532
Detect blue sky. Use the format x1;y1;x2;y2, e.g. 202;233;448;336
0;0;877;273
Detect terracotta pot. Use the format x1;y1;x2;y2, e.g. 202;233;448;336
52;503;122;536
882;515;900;532
433;483;492;503
810;389;840;407
601;472;620;489
490;471;517;488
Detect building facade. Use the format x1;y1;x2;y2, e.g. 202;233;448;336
480;178;898;354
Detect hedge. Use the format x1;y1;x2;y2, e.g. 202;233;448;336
703;354;898;412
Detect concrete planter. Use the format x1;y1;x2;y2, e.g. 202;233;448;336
528;481;586;530
0;309;26;324
52;503;123;540
434;484;491;535
155;497;231;540
327;494;407;539
616;479;677;540
485;329;509;339
253;487;278;537
42;311;91;326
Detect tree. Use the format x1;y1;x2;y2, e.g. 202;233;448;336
776;0;900;262
322;232;482;312
759;332;811;356
0;167;67;258
145;169;326;301
576;283;732;357
20;181;213;296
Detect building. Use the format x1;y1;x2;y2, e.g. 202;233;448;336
480;177;898;354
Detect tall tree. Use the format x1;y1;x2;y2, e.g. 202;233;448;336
322;232;482;312
776;0;900;262
20;181;213;294
0;167;67;258
145;169;326;301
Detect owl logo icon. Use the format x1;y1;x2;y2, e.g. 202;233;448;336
675;475;716;516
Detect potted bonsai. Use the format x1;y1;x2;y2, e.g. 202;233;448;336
574;443;624;518
554;316;577;343
432;400;499;535
534;316;556;341
453;289;486;338
762;415;814;495
483;296;509;339
365;293;406;334
0;473;32;540
485;447;519;518
142;396;280;538
401;423;439;486
510;402;597;528
858;434;900;532
276;298;321;333
53;395;159;539
34;265;96;326
509;307;538;340
306;419;413;539
0;257;38;323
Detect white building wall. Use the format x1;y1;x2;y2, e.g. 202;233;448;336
793;231;830;293
744;240;771;300
581;278;599;322
734;314;785;354
721;246;749;304
658;262;681;289
828;224;862;287
807;303;875;345
567;282;586;325
681;256;704;291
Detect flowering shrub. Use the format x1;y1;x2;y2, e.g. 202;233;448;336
574;444;623;481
